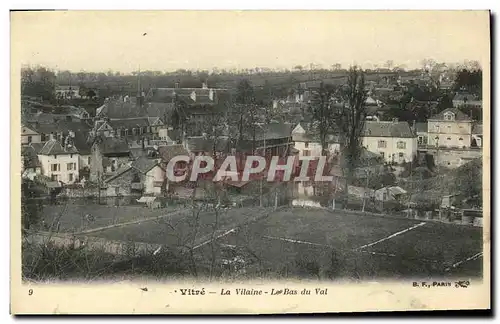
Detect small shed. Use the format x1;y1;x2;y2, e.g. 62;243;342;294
137;196;161;209
375;186;407;202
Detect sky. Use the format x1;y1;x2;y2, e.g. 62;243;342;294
11;10;490;73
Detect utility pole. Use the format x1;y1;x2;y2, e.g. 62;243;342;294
407;157;413;218
259;124;266;207
97;171;101;204
362;170;370;213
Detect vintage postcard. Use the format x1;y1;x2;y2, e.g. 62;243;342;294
10;10;490;314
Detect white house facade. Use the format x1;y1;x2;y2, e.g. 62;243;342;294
38;139;80;183
362;121;417;164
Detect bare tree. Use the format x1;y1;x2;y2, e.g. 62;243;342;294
308;82;338;156
336;66;368;182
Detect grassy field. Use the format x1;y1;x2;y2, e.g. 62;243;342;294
198;208;483;279
60;205;482;280
35;201;185;233
87;207;271;247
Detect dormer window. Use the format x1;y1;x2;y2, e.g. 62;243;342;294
444;112;455;121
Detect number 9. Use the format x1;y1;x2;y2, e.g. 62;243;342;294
28;289;33;295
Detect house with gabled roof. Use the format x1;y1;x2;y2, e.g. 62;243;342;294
37;136;80;184
427;108;472;148
362;120;417;164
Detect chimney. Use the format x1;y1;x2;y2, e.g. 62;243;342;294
392;118;398;123
202;82;208;89
175;82;180;89
49;132;55;141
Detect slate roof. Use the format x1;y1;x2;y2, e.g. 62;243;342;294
415;122;428;133
131;156;161;174
29;142;44;154
72;132;92;155
39;139;79;155
25;119;92;136
95;137;130;156
96;97;147;119
185;136;231;153
108;117;150;129
363;121;416;138
242;122;294;141
145;102;175;118
429;108;471;121
158;144;190;162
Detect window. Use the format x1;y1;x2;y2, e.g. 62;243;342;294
50;174;59;181
417;136;423;145
88;157;91;165
303;150;310;157
27;136;32;143
68;173;74;182
444;113;455;121
67;162;76;171
51;164;60;172
41;134;46;142
447;137;451;141
378;140;387;148
305;142;309;148
399;152;404;158
380;152;385;159
143;126;148;134
397;141;406;149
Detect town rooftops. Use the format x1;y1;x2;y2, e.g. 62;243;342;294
39;139;79;155
243;122;294;141
453;93;481;103
185;136;230;153
158;144;189;162
96;97;147;119
131;156;162;174
95;136;130;156
363;121;416;138
415;122;428;133
108;117;150;129
429;108;471;121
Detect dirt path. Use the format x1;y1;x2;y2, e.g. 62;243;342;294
74;210;186;235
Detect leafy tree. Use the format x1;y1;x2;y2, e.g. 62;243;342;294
235;79;255;105
21;179;42;230
21;66;56;101
454;68;482;97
